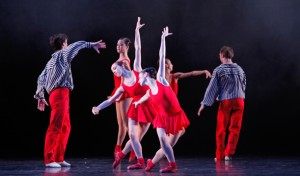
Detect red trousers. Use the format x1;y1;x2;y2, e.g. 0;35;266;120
44;88;71;164
215;98;244;160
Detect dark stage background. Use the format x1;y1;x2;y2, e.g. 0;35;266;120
1;0;299;159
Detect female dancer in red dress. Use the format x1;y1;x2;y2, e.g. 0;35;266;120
110;35;135;161
133;26;190;173
92;17;156;169
151;34;212;164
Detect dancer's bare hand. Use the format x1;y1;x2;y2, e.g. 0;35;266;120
162;26;173;38
197;104;205;116
37;99;49;111
136;17;145;31
91;40;106;54
92;107;100;115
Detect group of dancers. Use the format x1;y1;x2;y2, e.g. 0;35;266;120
34;16;246;173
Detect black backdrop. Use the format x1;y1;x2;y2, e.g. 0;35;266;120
1;0;299;159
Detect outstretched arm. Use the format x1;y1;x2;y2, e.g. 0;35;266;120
64;40;106;63
157;27;172;85
133;17;145;72
92;86;124;115
174;70;212;80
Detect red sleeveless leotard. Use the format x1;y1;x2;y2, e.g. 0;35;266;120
110;58;131;102
170;73;178;96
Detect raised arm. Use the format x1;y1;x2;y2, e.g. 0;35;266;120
157;27;172;85
133;17;145;72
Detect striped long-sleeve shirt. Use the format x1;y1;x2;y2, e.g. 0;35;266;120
201;63;246;106
34;41;93;100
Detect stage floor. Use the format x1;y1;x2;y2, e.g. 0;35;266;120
0;156;299;176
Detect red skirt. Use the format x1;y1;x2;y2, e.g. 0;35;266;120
152;109;190;135
126;99;157;123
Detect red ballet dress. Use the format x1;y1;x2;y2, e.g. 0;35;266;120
150;81;190;135
122;70;157;123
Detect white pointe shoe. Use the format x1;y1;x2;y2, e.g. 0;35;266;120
45;162;61;168
58;161;71;167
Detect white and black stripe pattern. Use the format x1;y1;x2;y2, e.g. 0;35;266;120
34;41;91;99
201;63;246;106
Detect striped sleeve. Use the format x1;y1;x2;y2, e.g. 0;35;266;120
34;69;47;99
201;69;219;106
63;41;91;63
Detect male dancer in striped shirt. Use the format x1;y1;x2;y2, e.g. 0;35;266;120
34;33;106;168
197;46;246;162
